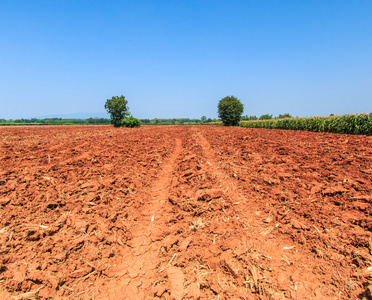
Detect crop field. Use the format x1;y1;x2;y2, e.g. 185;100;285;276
1;125;372;299
240;113;372;135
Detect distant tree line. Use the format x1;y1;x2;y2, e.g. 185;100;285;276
0;118;111;125
0;117;219;126
140;117;218;125
241;113;293;121
0;113;292;126
0;115;293;126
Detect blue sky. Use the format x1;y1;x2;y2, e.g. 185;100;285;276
1;1;371;120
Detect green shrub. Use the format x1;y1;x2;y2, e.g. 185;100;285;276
121;116;141;128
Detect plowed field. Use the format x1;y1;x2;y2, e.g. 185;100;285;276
1;125;372;299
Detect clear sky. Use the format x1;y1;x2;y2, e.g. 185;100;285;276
1;1;372;120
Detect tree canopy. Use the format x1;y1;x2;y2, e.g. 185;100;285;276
259;114;273;120
217;95;244;126
104;95;130;127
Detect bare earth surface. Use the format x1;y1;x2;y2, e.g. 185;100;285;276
1;125;372;299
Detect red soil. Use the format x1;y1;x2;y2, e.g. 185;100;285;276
0;125;372;299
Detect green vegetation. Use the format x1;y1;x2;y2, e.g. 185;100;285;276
3;111;370;136
0;118;110;126
241;115;258;121
121;116;141;128
241;113;292;121
140;118;217;125
278;113;293;119
104;95;130;127
0;117;218;126
240;113;372;135
103;95;142;128
259;114;273;120
217;95;244;126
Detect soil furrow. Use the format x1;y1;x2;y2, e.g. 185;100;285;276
98;138;183;299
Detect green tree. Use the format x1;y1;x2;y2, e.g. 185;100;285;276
217;95;244;126
104;95;130;127
277;113;293;119
259;114;273;120
241;115;258;121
